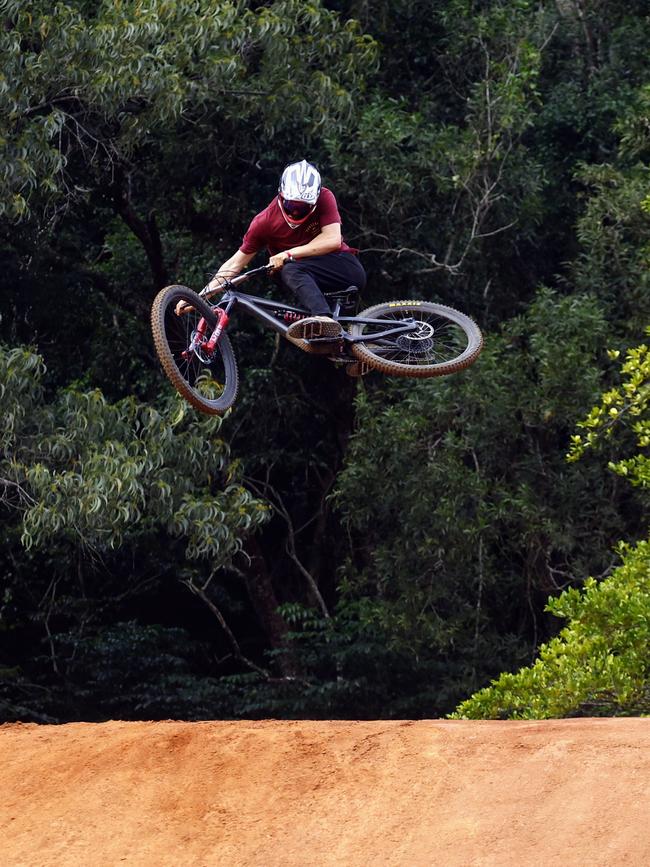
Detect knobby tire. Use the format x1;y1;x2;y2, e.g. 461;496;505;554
349;300;483;378
151;285;238;414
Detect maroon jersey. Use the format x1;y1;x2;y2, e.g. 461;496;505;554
239;187;355;257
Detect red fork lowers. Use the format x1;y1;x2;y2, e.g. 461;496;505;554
205;308;229;353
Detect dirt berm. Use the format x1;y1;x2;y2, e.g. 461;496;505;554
1;718;649;866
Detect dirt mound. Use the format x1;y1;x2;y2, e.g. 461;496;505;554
1;718;648;866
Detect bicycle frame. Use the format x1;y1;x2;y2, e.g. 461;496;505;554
201;265;420;348
152;263;484;415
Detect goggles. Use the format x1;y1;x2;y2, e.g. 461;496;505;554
279;195;315;222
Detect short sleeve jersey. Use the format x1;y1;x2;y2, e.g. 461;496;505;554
239;187;355;257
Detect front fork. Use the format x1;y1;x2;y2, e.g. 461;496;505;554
204;307;230;353
182;307;230;360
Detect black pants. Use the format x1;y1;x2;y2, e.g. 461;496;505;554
280;252;366;315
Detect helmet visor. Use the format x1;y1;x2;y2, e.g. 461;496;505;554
280;196;314;221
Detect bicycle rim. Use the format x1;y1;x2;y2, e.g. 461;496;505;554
350;300;483;378
151;285;239;414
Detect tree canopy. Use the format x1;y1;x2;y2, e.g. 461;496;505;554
455;337;650;718
1;0;648;721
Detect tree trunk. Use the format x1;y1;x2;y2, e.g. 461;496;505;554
112;172;168;290
240;537;303;678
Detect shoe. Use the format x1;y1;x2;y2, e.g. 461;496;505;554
286;315;342;341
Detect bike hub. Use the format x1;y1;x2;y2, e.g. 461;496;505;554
395;321;435;355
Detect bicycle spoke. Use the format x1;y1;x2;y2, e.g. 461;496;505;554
349;299;483;379
152;285;236;414
162;305;228;395
360;313;469;366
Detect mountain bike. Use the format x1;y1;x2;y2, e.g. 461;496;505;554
151;263;483;415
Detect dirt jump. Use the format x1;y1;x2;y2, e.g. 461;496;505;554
1;717;648;866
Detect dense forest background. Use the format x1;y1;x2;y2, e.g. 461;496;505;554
1;0;648;722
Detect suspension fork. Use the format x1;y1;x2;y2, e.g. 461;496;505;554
182;299;234;359
204;307;230;352
200;296;238;352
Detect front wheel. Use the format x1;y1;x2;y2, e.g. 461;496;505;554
151;285;238;414
349;300;483;378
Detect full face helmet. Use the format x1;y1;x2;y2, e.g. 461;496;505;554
278;160;321;225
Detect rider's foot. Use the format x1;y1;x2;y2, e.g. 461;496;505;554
286;315;342;342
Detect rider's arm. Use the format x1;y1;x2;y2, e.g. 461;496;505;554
205;249;256;294
270;223;341;269
288;222;341;259
175;249;256;315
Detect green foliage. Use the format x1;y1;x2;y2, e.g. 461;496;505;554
0;0;376;219
573;160;650;316
0;621;235;722
1;344;267;559
568;330;650;491
0;342;271;721
452;538;650;719
0;345;46;453
571;85;650;321
454;333;650;719
197;601;461;719
2;0;650;722
327;0;551;313
331;289;638;715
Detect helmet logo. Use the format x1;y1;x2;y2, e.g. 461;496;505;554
279;160;321;205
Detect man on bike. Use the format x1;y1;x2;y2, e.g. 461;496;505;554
190;159;366;343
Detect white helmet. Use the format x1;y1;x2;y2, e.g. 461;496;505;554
278;160;321;225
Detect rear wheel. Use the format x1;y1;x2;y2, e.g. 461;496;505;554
349;300;483;378
151;285;238;414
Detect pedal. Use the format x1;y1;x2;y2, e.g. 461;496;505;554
345;360;370;377
304;336;345;355
302;321;336;340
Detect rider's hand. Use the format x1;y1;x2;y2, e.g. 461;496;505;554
269;251;292;271
175;299;193;316
177;278;225;315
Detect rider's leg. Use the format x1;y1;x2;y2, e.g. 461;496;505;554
280;253;366;315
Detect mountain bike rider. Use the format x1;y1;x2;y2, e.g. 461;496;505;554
177;160;366;343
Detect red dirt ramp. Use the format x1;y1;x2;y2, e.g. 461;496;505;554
1;718;649;866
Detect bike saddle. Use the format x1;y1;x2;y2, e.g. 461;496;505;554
323;285;359;313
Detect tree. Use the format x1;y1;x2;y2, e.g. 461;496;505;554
452;538;650;718
0;0;377;394
2;0;650;722
568;328;650;490
570;84;650;328
0;342;289;720
453;334;649;719
318;289;643;715
325;0;554;317
1;0;375;228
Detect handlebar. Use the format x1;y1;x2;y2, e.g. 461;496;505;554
199;263;272;299
228;263;273;286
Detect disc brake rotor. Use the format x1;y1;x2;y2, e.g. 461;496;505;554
191;330;215;364
395;320;435;355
